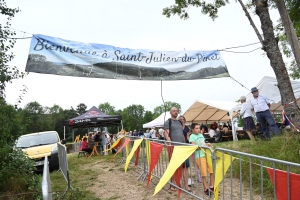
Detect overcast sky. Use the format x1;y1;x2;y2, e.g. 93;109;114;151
3;0;282;113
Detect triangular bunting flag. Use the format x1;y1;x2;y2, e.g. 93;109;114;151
153;145;197;196
214;152;236;200
103;136;124;152
124;138;143;172
114;138;130;157
146;142;164;187
267;168;300;200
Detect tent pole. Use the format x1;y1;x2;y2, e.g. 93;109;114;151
64;126;65;140
229;111;238;141
72;128;74;143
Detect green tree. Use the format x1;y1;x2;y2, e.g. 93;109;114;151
63;106;80;141
0;99;23;144
19;101;52;133
276;0;300;79
76;103;87;115
49;104;63;129
122;104;145;131
163;0;300;129
0;2;41;198
98;102;116;115
144;110;154;124
0;1;24;98
153;101;181;118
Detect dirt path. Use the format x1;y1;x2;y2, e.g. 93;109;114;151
82;156;264;200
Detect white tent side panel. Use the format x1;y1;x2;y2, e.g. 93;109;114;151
143;112;171;128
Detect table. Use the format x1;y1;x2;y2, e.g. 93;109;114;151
88;142;100;158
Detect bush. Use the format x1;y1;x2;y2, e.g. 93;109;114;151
0;143;41;200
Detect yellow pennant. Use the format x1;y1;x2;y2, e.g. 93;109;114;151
124;138;143;172
153;145;197;196
146;140;151;168
145;140;153;181
103;136;125;152
213;152;236;200
204;148;213;171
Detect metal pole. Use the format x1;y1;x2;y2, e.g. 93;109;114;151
64;126;65;140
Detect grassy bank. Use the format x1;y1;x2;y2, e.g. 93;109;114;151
214;132;300;197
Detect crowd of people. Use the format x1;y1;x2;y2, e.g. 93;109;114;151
126;127;165;140
80;131;117;156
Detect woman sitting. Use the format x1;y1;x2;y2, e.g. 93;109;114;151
81;138;92;155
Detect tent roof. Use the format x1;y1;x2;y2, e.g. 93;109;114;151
232;76;300;114
183;99;238;123
65;106;122;128
143;112;171;128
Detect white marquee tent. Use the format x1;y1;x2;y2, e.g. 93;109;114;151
232;76;300;113
183;100;239;141
143;112;171;128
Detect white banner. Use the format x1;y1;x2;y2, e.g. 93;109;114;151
26;34;229;80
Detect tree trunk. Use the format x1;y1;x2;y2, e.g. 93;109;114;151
276;0;300;73
253;0;300;128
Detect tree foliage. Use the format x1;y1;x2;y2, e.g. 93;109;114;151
0;0;25;98
76;103;87;115
162;0;228;21
163;0;300;128
276;0;300;79
153;101;181;118
98;102;116;115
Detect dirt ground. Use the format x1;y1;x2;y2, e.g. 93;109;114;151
83;156;264;200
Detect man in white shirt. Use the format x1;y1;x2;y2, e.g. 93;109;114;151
158;127;164;140
249;87;280;139
150;127;157;139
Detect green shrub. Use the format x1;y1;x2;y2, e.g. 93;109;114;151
0;143;41;200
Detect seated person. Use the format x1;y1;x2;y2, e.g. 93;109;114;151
218;125;223;131
256;122;262;133
215;129;222;142
208;128;216;138
81;138;92;154
203;132;210;139
210;123;217;131
200;123;208;133
222;124;229;133
88;132;95;148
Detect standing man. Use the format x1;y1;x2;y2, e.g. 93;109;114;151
158;127;164;140
101;131;108;156
164;107;191;192
249;87;281;139
150;126;157;139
